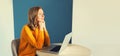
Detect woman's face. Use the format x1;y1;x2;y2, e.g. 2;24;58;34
37;9;45;22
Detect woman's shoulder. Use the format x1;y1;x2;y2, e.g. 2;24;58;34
22;24;34;31
23;24;29;28
22;24;30;30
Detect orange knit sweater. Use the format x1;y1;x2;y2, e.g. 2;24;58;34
18;25;50;56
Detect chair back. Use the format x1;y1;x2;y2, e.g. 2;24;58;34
11;39;20;56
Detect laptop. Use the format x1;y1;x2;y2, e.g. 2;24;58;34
39;32;72;55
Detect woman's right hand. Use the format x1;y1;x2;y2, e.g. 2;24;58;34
39;21;44;31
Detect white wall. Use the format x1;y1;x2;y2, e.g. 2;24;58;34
0;0;14;56
72;0;120;56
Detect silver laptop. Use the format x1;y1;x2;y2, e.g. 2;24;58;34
40;32;72;54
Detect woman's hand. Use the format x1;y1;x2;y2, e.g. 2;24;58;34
39;20;46;31
39;21;44;31
42;21;46;30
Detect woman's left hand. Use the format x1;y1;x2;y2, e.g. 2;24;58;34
42;21;47;30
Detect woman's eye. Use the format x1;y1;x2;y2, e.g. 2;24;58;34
38;14;44;17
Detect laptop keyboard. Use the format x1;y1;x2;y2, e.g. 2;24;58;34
50;45;61;52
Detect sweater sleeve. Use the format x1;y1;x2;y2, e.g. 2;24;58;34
44;29;50;46
24;25;44;49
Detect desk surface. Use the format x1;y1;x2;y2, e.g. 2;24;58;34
36;44;91;56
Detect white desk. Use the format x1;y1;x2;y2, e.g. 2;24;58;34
36;44;91;56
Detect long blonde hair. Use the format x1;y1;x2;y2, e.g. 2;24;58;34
28;6;42;30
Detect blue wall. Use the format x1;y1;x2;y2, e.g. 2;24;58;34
13;0;72;43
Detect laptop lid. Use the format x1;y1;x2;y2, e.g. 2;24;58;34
58;32;72;53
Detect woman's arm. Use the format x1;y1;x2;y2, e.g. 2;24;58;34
24;25;44;49
36;21;50;47
42;22;50;46
44;29;50;46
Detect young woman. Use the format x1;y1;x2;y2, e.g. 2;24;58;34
18;6;50;56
